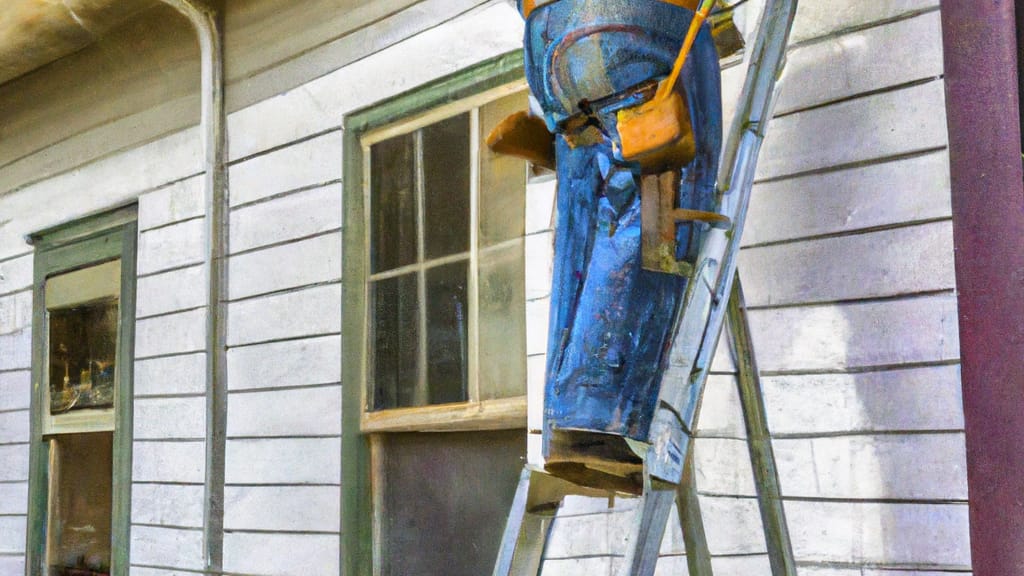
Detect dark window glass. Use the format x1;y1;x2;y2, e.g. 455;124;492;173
378;430;524;576
48;300;118;415
426;261;469;405
422;113;471;259
371;134;417;273
372;274;420;409
49;432;113;576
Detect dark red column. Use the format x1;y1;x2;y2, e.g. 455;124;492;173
942;1;1024;573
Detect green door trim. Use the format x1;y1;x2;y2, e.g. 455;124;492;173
25;205;138;576
340;51;523;576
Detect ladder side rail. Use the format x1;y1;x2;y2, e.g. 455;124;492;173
700;0;800;379
727;276;797;576
671;3;800;575
494;467;534;576
678;442;714;576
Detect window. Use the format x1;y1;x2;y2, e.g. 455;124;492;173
25;207;137;576
342;53;530;576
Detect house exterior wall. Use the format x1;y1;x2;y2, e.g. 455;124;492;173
0;0;970;575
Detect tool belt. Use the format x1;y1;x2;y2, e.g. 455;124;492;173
519;0;700;18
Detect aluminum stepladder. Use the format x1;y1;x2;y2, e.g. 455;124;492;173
493;1;799;574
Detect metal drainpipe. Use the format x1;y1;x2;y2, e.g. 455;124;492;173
156;1;228;573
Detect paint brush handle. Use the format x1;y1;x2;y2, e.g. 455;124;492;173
654;0;717;102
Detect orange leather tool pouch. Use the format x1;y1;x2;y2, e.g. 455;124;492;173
616;82;696;173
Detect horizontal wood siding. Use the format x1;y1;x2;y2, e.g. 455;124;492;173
0;251;31;572
736;1;969;574
0;0;970;574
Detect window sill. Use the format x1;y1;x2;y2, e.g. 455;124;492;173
361;395;526;433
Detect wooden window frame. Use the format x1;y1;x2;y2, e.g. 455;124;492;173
340;52;526;576
359;82;529;434
24;205;138;576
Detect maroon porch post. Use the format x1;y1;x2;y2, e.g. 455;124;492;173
942;1;1024;573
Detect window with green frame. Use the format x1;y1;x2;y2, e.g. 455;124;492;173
342;53;532;576
25;206;137;576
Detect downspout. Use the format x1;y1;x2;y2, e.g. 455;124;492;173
942;1;1024;574
155;1;228;572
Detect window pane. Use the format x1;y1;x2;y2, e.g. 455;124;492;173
426;261;469;405
378;429;524;576
372;274;420;410
479;91;528;247
371;133;417;273
48;299;118;415
422;113;470;259
48;432;113;576
478;242;526;399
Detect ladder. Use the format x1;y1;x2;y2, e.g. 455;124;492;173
493;1;799;574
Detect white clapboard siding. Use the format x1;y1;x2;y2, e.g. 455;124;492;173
0;0;971;570
545;513;614;559
790;0;939;44
223;485;341;533
774;433;968;500
763;365;964;435
227;2;523;161
757;80;948;181
697;374;747;439
229;131;342;208
802;569;971;576
0;330;31;371
129;525;205;572
700;496;767;556
0;411;29;443
137;175;203;232
0;517;26;554
747;9;968;558
135;308;207;360
228;231;341;301
131;483;205;529
745;151;951;246
526;297;551;357
131;441;206;485
0;482;27;515
0;0;464;192
0;254;32;297
226;283;341;347
525;230;554;301
0;370;30;412
224;437;341;485
0;358;29;576
0;445;29;482
134;353;207;397
0;556;25;574
223;532;340;576
746;293;959;373
223;126;345;573
133;397;206;441
0;126;202;262
136;264;206;319
775;11;943;115
226;386;341;438
786;500;970;567
229;184;342;254
739;221;955;307
695;437;758;497
137;217;206;276
226;334;341;391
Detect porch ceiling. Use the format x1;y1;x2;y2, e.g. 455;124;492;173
0;0;156;86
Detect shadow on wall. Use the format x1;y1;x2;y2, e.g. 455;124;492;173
754;262;970;570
